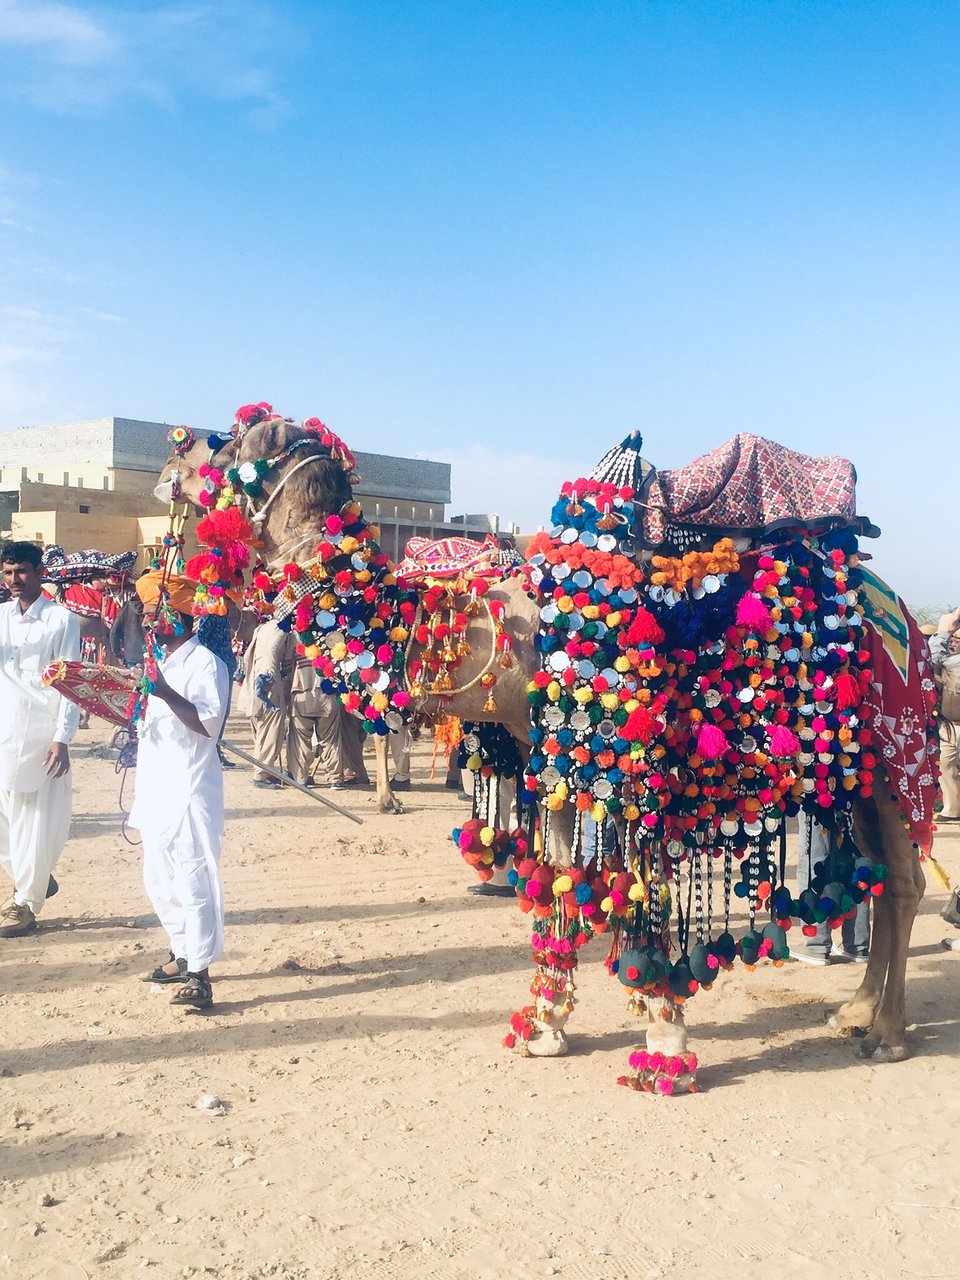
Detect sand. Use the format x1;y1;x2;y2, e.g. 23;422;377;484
1;715;959;1280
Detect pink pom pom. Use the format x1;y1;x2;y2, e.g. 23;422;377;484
736;593;772;630
392;691;411;708
376;643;394;663
696;723;728;759
325;514;343;535
458;831;473;850
768;725;800;757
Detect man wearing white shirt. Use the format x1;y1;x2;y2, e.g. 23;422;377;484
129;571;230;1009
0;542;81;937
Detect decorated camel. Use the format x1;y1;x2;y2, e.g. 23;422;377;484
155;406;937;1089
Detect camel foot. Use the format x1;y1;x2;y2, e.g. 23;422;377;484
618;1049;699;1095
524;1027;569;1058
827;1000;878;1038
854;1037;910;1063
378;794;404;815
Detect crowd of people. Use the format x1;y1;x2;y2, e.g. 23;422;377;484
2;536;960;1016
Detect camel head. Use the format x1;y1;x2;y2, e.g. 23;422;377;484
231;416;356;569
154;436;229;508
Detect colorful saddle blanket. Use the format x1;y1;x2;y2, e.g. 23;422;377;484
641;434;865;548
395;534;508;584
42;660;137;728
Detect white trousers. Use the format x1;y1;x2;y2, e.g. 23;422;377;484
389;725;412;783
142;824;224;972
0;776;72;915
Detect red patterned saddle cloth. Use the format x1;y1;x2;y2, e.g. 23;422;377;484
42;660;138;728
395;534;503;584
642;433;863;546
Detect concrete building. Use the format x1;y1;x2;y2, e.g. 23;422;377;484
0;416;516;566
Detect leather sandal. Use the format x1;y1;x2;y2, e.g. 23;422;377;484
170;973;214;1008
141;953;188;984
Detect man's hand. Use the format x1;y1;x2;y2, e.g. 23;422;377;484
939;608;960;634
150;667;173;701
44;742;71;778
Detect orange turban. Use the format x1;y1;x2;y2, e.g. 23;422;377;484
135;570;198;616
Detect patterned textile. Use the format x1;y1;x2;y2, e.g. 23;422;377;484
395;534;505;584
859;569;939;852
61;584;104;619
42;660;138;729
642;434;862;547
42;546;138;582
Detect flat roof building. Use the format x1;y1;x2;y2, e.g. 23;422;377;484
0;416;516;565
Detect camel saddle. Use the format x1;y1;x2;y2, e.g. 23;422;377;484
639;433;878;552
395;534;515;585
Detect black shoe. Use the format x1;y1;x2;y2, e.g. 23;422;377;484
45;875;59;900
390;779;412;792
940;894;960;930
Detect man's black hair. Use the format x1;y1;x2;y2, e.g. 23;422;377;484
1;542;42;568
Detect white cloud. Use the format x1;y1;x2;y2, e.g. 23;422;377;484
0;1;295;123
0;0;115;65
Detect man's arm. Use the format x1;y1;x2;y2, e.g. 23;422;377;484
151;667;212;737
47;611;82;777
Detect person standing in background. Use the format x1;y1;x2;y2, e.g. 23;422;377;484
0;542;80;937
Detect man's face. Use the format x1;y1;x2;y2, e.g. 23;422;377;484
2;560;42;604
947;632;960;657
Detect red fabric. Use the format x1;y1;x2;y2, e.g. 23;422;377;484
643;434;859;544
41;660;138;728
61;584;104;619
859;572;939;852
396;534;501;583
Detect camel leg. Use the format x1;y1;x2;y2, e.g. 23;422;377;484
828;895;888;1036
511;803;580;1058
828;789;923;1061
373;735;403;814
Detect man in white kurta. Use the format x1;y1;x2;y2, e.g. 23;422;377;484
129;576;230;1008
0;543;80;937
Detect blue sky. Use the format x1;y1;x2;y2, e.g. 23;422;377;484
1;1;957;606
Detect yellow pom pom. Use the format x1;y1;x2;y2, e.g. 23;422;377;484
589;800;605;821
624;804;640;820
600;896;614;913
554;875;573;895
330;642;347;661
573;687;594;704
600;692;618;710
479;826;495;847
547;680;561;701
546;793;564;811
467;753;482;771
613;655;630;673
628;883;645;902
606;611;621;628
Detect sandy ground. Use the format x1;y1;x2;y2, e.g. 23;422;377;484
1;715;959;1280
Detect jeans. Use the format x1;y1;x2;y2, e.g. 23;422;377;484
797;812;870;958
